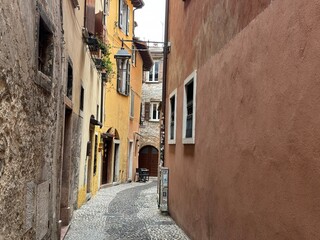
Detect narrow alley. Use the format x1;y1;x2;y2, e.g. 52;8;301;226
64;179;189;240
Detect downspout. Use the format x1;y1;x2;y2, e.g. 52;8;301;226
100;79;104;123
161;0;169;166
158;0;169;208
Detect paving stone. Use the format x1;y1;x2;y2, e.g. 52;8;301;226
65;180;189;240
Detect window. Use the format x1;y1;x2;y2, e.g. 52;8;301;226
38;15;54;77
182;70;197;144
117;60;130;96
150;102;160;121
130;89;134;118
119;0;130;35
139;103;143;125
168;89;177;144
67;61;73;100
93;134;98;175
80;86;84;111
147;61;160;82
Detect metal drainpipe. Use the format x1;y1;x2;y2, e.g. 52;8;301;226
158;0;170;208
100;78;104;123
161;0;170;166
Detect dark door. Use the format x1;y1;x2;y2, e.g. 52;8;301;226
139;146;158;176
102;139;108;184
102;138;113;184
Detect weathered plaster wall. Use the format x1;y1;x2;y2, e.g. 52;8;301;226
166;0;320;239
0;0;63;239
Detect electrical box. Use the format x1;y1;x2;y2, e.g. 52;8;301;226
160;167;169;212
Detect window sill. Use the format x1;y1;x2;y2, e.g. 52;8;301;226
149;119;160;122
168;139;176;145
117;91;129;97
145;81;160;84
182;137;195;144
34;71;52;93
64;96;73;110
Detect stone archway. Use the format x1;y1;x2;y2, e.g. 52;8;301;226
138;146;159;176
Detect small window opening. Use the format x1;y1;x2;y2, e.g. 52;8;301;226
38;16;53;76
67;62;73;99
80;86;84;111
185;80;194;138
170;95;175;140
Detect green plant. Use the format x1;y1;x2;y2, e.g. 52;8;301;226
96;39;114;81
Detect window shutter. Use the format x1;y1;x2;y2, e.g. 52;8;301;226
126;63;130;95
126;6;130;35
145;102;150;121
118;0;123;28
95;11;104;38
117;71;121;92
85;0;96;35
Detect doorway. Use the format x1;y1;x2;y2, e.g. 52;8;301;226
128;141;133;180
102;138;112;184
113;141;120;182
60;108;72;226
138;146;159;176
86;128;94;193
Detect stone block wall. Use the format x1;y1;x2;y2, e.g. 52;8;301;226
140;67;163;149
0;1;63;239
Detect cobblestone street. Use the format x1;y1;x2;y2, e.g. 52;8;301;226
64;180;189;240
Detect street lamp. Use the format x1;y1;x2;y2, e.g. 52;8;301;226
114;47;131;63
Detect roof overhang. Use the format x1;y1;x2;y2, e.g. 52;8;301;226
131;0;144;9
133;40;154;71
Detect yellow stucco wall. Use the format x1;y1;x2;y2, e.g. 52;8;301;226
101;0;138;183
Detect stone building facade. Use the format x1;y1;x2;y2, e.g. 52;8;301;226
165;0;320;239
139;48;163;176
0;0;64;239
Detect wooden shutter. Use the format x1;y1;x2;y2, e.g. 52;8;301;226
85;0;96;35
118;0;123;28
95;11;104;38
117;71;121;92
126;6;130;35
145;102;150;121
126;63;130;95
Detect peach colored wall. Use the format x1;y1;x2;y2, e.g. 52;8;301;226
166;0;320;239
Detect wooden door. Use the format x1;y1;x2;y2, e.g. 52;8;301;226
139;146;159;176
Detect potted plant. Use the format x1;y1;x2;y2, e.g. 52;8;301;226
86;36;99;51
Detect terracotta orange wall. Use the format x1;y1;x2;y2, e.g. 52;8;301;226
166;0;320;239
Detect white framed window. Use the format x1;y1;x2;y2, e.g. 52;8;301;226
146;61;160;82
182;70;197;144
150;102;160;121
168;89;177;144
118;0;129;35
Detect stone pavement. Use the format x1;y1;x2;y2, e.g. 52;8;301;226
64;180;189;240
